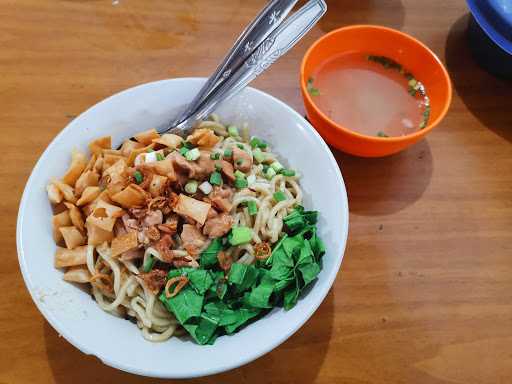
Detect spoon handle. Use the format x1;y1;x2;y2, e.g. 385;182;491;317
169;0;327;136
170;0;298;128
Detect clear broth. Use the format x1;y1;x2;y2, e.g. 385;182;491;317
310;52;429;137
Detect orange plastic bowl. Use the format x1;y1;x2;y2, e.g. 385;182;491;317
301;25;452;157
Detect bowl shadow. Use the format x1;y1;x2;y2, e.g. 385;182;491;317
318;0;405;33
445;14;512;143
44;291;335;383
332;140;433;216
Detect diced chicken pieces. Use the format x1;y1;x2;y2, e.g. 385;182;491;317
203;213;233;238
196;151;216;175
180;224;206;256
141;269;167;294
186;128;220;148
220;160;235;182
169;152;202;179
211;197;232;213
120;248;144;261
210;186;234;213
156;234;175;262
142;210;163;227
122;213;140;233
232;146;253;173
173;194;211;225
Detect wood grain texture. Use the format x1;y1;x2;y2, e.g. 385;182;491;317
1;0;512;383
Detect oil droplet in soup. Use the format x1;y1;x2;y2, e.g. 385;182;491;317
310;52;429;137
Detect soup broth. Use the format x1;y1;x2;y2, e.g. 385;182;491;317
308;52;430;137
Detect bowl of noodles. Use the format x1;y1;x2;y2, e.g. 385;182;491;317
16;78;348;378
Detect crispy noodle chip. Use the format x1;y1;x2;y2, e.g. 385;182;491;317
120;139;144;157
127;143;155;166
111;184;147;208
62;149;87;187
86;221;114;246
59;226;86;249
186;128;220;148
102;154;127;172
63;202;85;231
63;266;91;283
77;186;100;206
174;194;211;225
148;174;168;197
152;133;183;149
47;183;63;204
86;211;116;232
111;231;138;257
89;136;112;155
84;154;97;172
94;199;125;218
51;179;77;203
55;245;88;268
75;170;100;197
134;128;160;145
52;210;72;243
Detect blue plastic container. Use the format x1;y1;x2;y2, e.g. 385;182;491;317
466;0;512;79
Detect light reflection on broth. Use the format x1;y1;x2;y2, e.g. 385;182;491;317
309;52;430;137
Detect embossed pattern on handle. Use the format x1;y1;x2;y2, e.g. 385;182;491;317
168;0;327;135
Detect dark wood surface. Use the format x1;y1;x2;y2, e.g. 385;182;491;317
2;1;511;383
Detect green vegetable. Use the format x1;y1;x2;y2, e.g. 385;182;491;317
228;125;239;137
146;148;154;153
210;152;221;160
236;144;244;150
182;141;194;149
159;285;203;324
273;191;287;202
156;153;164;161
200;238;223;268
234;177;248;189
209;171;223;186
234;170;245;179
306;77;320;96
185;148;200;161
279;168;296;177
247;200;258;216
142;254;156;272
179;147;189;156
250;137;261;148
228;226;253;246
377;131;389;138
265;167;276;180
133;171;143;184
228;263;259;292
223;148;232;158
253;148;265;163
187;269;214;295
270;161;283;172
184;180;198;194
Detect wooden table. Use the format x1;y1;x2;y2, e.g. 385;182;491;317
2;1;511;383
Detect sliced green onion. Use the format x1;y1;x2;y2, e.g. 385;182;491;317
142;254;156;272
182;141;194;149
250;137;261;148
215;162;222;171
265;167;276;180
210;152;221;160
237;144;244;150
228;125;239;137
184;180;198;194
179;147;189;156
262;164;270;173
199;181;213;195
234;170;246;179
185;148;200;161
146;148;154;153
247;200;258;216
257;140;268;149
270;161;284;172
228;226;253;246
210;171;223;186
156;153;164;161
133;171;143;184
273;191;287;202
234;177;248;189
236;159;244;166
223;148;232;158
280;168;296;177
253;148;265;163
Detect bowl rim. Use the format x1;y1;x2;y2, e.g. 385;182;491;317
300;24;453;143
16;77;349;378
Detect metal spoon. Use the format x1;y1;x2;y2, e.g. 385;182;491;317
160;0;327;136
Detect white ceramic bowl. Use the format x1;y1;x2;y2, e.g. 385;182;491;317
17;78;348;378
